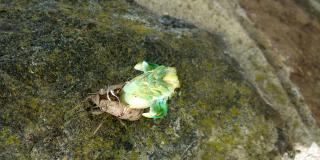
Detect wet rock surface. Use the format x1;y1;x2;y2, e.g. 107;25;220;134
0;0;315;159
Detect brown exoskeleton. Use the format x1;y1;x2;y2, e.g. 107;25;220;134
87;84;143;121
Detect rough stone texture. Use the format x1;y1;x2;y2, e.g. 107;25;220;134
0;0;318;159
0;0;283;159
239;0;320;127
296;0;320;17
135;0;320;147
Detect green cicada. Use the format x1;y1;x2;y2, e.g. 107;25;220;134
120;61;180;119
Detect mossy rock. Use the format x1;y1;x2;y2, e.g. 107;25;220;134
0;0;283;159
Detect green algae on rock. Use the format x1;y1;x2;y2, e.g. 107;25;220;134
0;0;286;159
